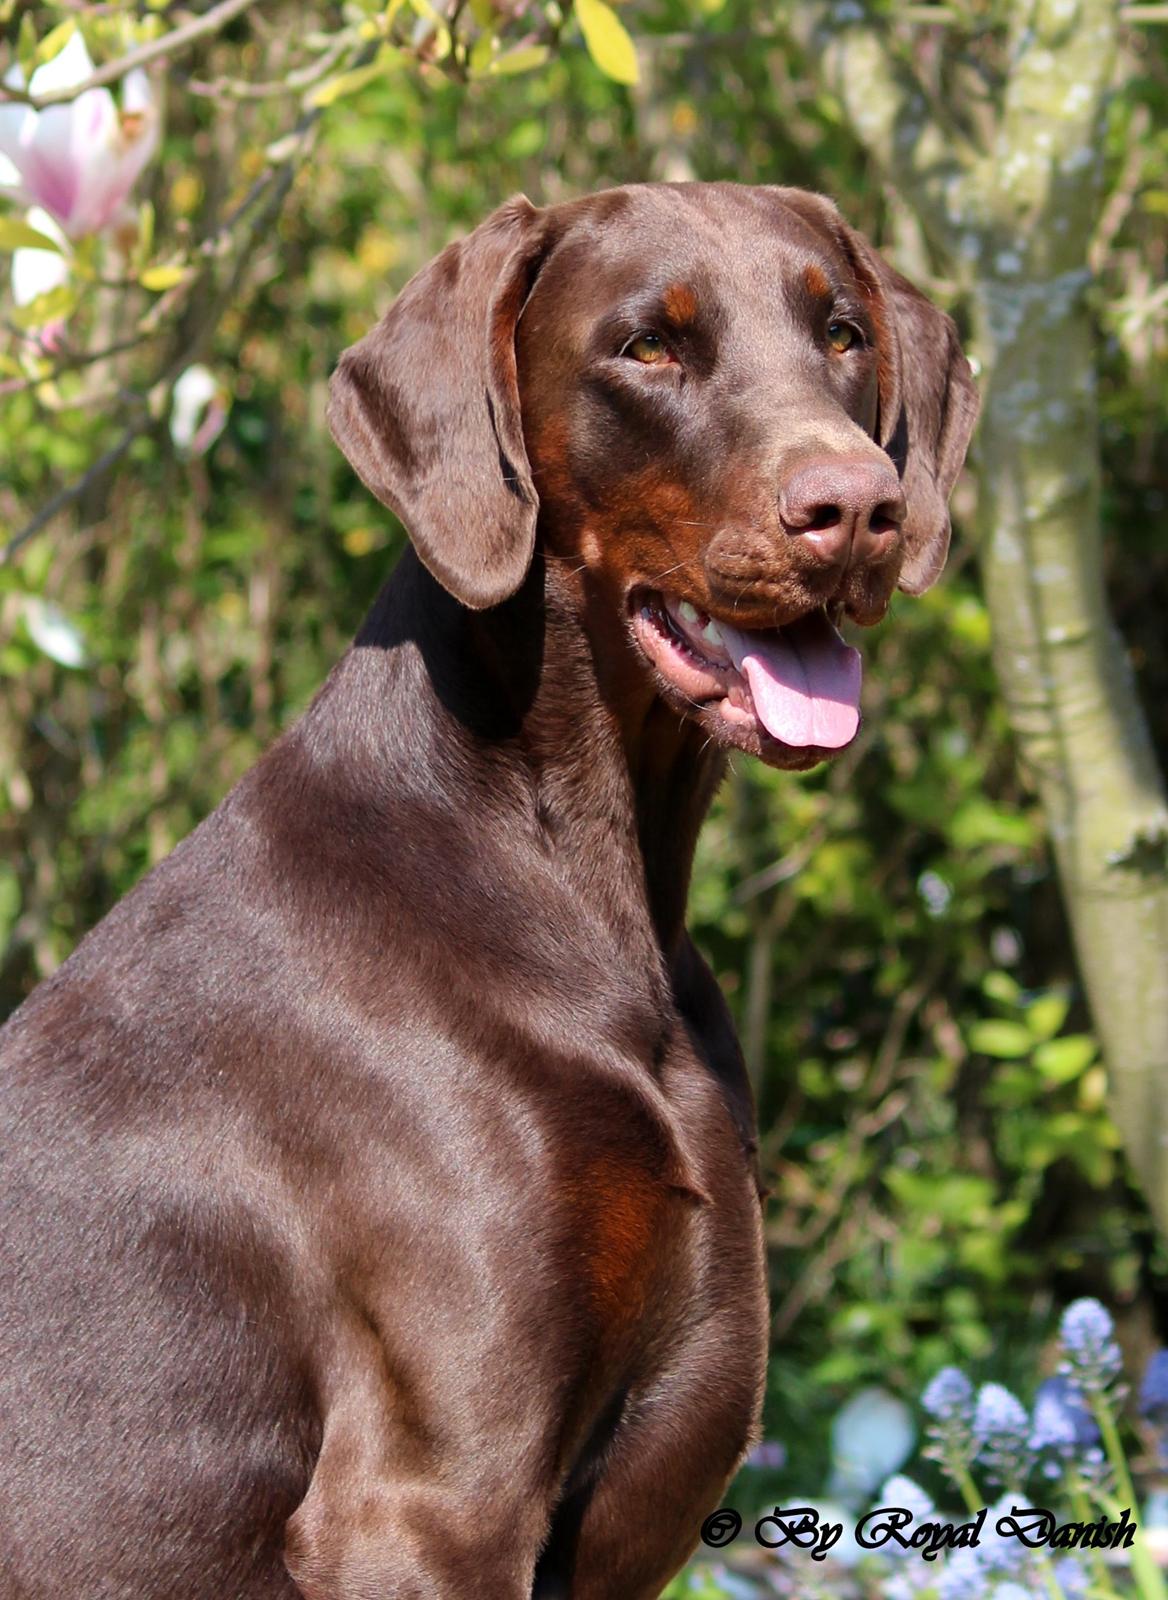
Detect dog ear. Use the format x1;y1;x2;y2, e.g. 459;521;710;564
772;189;979;595
838;233;980;595
853;248;980;594
327;195;548;610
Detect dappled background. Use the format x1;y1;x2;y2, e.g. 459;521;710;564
2;2;1167;1595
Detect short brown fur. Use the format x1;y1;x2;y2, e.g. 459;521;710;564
0;183;976;1600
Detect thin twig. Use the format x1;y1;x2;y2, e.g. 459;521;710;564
1;417;147;560
0;0;259;109
188;30;355;101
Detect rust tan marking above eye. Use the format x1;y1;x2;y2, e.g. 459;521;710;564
662;283;698;324
803;263;832;301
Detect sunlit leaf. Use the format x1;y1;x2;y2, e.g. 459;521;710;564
982;970;1023;1006
967;1020;1034;1058
310;51;397;107
488;43;549;75
33;19;77;68
10;283;76;329
1026;992;1070;1041
0;217;64;254
140;264;190;291
1033;1035;1098;1084
575;0;638;85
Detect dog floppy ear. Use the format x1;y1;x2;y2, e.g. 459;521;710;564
852;249;980;594
327;195;547;610
772;189;979;596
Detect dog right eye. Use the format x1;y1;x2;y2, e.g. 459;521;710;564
624;333;674;364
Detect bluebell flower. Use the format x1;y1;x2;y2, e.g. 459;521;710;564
921;1366;978;1483
1051;1556;1090;1599
745;1438;786;1471
1029;1374;1098;1479
935;1547;987;1600
992;1585;1033;1600
1058;1298;1123;1395
1140;1349;1168;1421
922;1366;974;1422
1032;1376;1098;1445
877;1473;934;1525
974;1383;1032;1487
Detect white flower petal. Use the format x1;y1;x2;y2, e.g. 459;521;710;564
23;598;86;668
66;88;155;236
121;69;154;117
12;242;69;307
0;81;32;172
27;30;96;97
58;86;122;234
1;36;158;236
170;365;218;450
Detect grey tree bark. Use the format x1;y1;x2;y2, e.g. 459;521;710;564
793;0;1168;1228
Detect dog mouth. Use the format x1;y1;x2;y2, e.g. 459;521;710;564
630;590;862;753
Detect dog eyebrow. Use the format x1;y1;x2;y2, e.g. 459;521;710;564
802;263;833;302
662;282;698;326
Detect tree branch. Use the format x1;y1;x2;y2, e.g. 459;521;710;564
0;0;259;109
783;3;984;253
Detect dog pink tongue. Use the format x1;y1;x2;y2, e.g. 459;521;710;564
721;610;861;748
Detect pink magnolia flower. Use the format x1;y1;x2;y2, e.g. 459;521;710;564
0;31;158;239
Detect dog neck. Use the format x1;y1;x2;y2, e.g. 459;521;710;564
350;549;724;955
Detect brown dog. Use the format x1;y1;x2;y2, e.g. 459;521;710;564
0;184;976;1599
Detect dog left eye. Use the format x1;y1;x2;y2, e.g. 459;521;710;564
826;321;860;353
624;333;673;364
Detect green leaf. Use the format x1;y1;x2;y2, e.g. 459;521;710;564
17;15;37;78
576;0;639;85
135;201;155;272
310;49;397;107
1033;1034;1098;1084
139;264;189;291
487;43;549;75
10;283;76;329
0;217;64;254
406;0;451;60
1026;992;1070;1041
967;1020;1034;1059
34;19;77;68
469;32;496;73
982;970;1023;1007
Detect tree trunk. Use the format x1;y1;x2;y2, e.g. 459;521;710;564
795;0;1168;1228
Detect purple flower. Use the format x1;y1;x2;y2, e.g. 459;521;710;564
922;1366;974;1422
921;1365;978;1485
936;1547;986;1600
1058;1298;1122;1395
745;1438;786;1470
974;1383;1032;1487
1141;1350;1168;1420
878;1474;934;1525
1052;1557;1090;1598
1028;1375;1098;1481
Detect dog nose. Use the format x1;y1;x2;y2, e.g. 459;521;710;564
778;456;905;570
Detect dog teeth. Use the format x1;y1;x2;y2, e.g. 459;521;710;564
703;619;724;647
677;601;699;625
